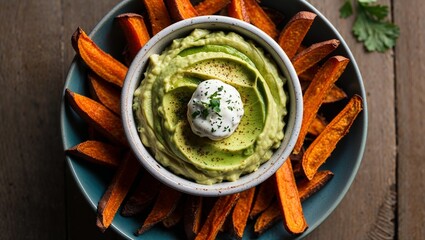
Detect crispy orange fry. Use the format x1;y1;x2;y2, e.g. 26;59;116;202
66;140;122;168
275;160;308;234
249;178;275;219
142;0;172;35
299;64;320;82
184;195;203;240
96;153;140;232
136;185;182;235
324;84;348;103
301;81;347;103
302;95;363;179
65;89;128;146
121;172;161;217
298;170;334;201
232;187;256;238
195;193;240;240
308;115;328;136
116;13;150;62
292;39;340;75
195;0;230;15
254;200;280;235
254;170;333;234
244;0;278;39
72;27;128;88
228;0;250;22
163;198;185;228
88;73;121;115
293;56;350;154
278;11;317;59
166;0;198;21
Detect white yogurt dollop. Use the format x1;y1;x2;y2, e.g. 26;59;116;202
187;79;244;140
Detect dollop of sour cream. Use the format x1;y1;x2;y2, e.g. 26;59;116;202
187;79;244;140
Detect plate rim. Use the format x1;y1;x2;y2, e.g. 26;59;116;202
60;0;369;239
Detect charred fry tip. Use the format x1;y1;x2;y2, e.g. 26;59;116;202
65;88;73;99
71;27;84;54
96;217;107;233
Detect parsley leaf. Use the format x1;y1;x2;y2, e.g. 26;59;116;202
340;0;353;18
340;0;400;52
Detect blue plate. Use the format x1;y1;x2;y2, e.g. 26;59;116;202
61;0;368;239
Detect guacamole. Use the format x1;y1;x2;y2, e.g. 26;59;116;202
133;29;287;185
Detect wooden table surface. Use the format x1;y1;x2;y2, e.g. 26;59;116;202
0;0;423;239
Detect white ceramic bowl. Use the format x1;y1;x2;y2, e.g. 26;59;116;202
121;16;303;196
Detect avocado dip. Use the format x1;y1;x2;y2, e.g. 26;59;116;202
133;29;287;185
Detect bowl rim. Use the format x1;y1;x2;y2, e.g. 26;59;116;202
121;15;303;197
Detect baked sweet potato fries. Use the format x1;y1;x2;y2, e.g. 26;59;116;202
64;0;363;238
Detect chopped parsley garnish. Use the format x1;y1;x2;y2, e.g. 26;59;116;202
193;87;224;120
191;110;201;118
339;0;399;52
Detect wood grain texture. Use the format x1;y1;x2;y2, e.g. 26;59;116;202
0;0;66;239
394;0;425;238
305;0;396;239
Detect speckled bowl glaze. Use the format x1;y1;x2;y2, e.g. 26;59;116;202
121;16;303;197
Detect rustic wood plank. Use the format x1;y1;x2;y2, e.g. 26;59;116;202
305;1;397;239
0;0;66;239
394;0;425;238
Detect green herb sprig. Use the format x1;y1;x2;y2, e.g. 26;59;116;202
192;87;223;120
340;0;400;52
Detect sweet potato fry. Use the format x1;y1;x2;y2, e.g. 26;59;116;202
96;153;140;232
299;64;319;82
277;11;317;59
301;81;347;104
166;0;198;21
195;0;230;15
184;195;203;240
244;0;278;39
115;13;150;62
324;84;348;103
136;185;182;235
275;160;308;234
232;187;255;238
163;198;185;228
71;27;128;88
308;115;328;136
249;178;275;219
302;95;363;179
121;172;161;216
66;140;122;168
254;170;333;235
298;170;334;201
228;0;250;22
254;200;280;235
293;56;350;154
142;0;172;35
88;73;121;115
195;193;240;240
292;39;340;75
65;89;128;146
